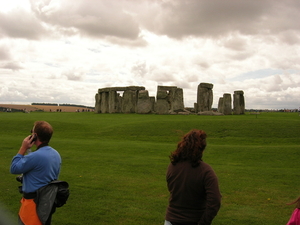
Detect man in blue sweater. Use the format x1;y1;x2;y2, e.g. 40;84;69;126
10;121;61;225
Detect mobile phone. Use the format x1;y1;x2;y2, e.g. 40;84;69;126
30;134;37;143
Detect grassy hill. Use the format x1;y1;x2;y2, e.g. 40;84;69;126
0;112;299;224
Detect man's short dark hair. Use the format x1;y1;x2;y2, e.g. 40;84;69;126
33;121;53;144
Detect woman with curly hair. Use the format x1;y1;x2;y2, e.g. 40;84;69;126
164;129;221;225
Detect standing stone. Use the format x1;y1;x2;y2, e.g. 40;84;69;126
233;90;245;115
100;91;109;113
156;86;184;114
218;97;224;113
122;90;137;113
116;93;122;113
150;97;155;112
172;88;184;112
95;93;101;113
223;93;232;115
157;86;184;112
137;90;152;114
108;90;118;113
197;83;213;113
155;90;169;114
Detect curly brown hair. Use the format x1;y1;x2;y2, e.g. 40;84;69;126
169;129;207;167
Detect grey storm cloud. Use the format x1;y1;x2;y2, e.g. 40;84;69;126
30;0;141;40
223;36;248;51
144;0;300;40
0;9;46;40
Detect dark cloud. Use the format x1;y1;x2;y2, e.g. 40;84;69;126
278;30;300;45
1;61;23;71
223;36;248;51
30;0;141;40
0;9;46;39
141;0;300;40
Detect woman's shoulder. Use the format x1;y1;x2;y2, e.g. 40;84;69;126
199;161;215;171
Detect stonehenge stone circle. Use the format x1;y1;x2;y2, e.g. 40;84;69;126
95;84;245;115
95;85;184;114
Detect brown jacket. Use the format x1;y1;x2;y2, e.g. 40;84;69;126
165;161;221;225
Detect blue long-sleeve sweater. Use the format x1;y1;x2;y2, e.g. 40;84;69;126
10;146;61;193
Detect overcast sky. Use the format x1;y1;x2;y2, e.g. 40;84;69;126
0;0;299;109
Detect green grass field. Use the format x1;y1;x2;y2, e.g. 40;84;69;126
0;112;299;224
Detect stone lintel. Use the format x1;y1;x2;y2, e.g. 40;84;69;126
157;85;178;91
199;83;213;89
234;90;244;95
98;86;145;93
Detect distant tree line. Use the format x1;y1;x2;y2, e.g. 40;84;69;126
59;103;94;109
32;103;58;106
